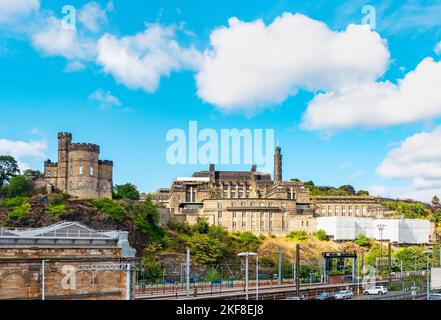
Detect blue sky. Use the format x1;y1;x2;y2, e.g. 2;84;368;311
1;0;441;201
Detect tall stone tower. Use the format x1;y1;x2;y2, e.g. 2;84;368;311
57;132;72;193
274;146;282;183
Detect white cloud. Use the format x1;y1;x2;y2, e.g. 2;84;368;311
78;1;109;33
301;57;441;132
0;0;39;23
97;24;202;92
435;42;441;55
31;16;96;61
63;60;86;73
371;127;441;202
195;13;389;112
0;138;47;171
89;89;122;108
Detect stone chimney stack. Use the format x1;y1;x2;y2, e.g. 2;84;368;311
274;146;282;183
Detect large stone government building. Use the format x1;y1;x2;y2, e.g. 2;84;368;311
154;147;386;235
34;132;113;199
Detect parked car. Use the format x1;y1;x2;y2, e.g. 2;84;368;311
315;292;335;300
286;295;305;300
334;290;353;300
363;286;388;295
428;294;441;300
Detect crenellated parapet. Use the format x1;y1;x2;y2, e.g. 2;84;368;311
99;160;113;166
44;160;58;167
69;143;100;153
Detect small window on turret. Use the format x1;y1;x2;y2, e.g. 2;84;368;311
79;166;83;175
89;166;93;176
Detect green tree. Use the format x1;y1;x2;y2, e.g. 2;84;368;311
238;232;261;252
394;247;426;271
0;155;19;187
4;175;32;197
90;199;126;222
131;200;164;243
382;201;430;219
338;185;356;195
187;233;223;264
193;216;210;234
112;183;140;200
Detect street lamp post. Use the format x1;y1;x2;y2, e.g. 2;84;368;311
238;252;257;300
377;224;386;278
423;250;433;300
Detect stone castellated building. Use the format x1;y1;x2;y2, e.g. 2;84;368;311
40;132;113;199
153;147;387;236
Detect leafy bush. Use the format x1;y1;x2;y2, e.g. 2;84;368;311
204;268;221;281
354;233;371;247
8;202;30;220
258;234;266;240
90;199;126;222
286;230;308;240
129;200;165;243
313;229;328;241
382;201;430;219
4;175;32;198
193;216;210;234
238;232;261;252
2;196;30;208
112;183;140;200
187;233;223;264
48;203;65;217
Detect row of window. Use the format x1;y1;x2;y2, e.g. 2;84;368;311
227;211;275;219
230;220;273;229
319;205;368;217
220;202;284;208
68;181;107;190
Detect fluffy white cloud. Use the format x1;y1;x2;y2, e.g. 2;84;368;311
195;13;389;112
371;127;441;202
97;24;202;92
435;42;441;55
302;57;441;132
0;0;39;23
31;17;96;60
0;138;47;170
89;89;121;108
78;1;109;33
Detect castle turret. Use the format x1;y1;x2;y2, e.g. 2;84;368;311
274;146;282;183
57;132;72;193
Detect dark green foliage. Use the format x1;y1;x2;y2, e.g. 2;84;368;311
130;200;165;243
89;198;126;222
187;233;223;264
193;216;209;234
112;183;140;200
0;155;19;187
238;232;262;252
382;201;430;219
2;175;32;198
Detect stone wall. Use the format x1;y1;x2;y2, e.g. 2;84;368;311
0;247;132;300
